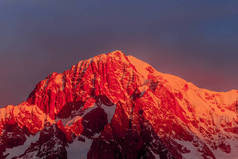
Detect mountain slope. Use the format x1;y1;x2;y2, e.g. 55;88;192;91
0;50;238;159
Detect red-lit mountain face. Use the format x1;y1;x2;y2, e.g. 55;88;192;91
1;51;238;159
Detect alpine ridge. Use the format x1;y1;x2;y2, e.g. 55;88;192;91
0;50;238;159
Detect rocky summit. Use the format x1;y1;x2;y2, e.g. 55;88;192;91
1;50;238;159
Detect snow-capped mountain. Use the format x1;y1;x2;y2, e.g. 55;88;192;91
0;51;238;159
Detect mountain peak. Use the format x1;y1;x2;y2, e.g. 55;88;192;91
85;50;128;63
26;51;238;120
107;50;126;57
1;51;238;159
26;50;139;119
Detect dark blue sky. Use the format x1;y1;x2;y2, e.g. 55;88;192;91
0;0;238;106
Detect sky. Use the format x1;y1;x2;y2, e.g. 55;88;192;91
0;0;238;106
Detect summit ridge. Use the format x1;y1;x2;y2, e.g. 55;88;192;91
1;50;238;159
